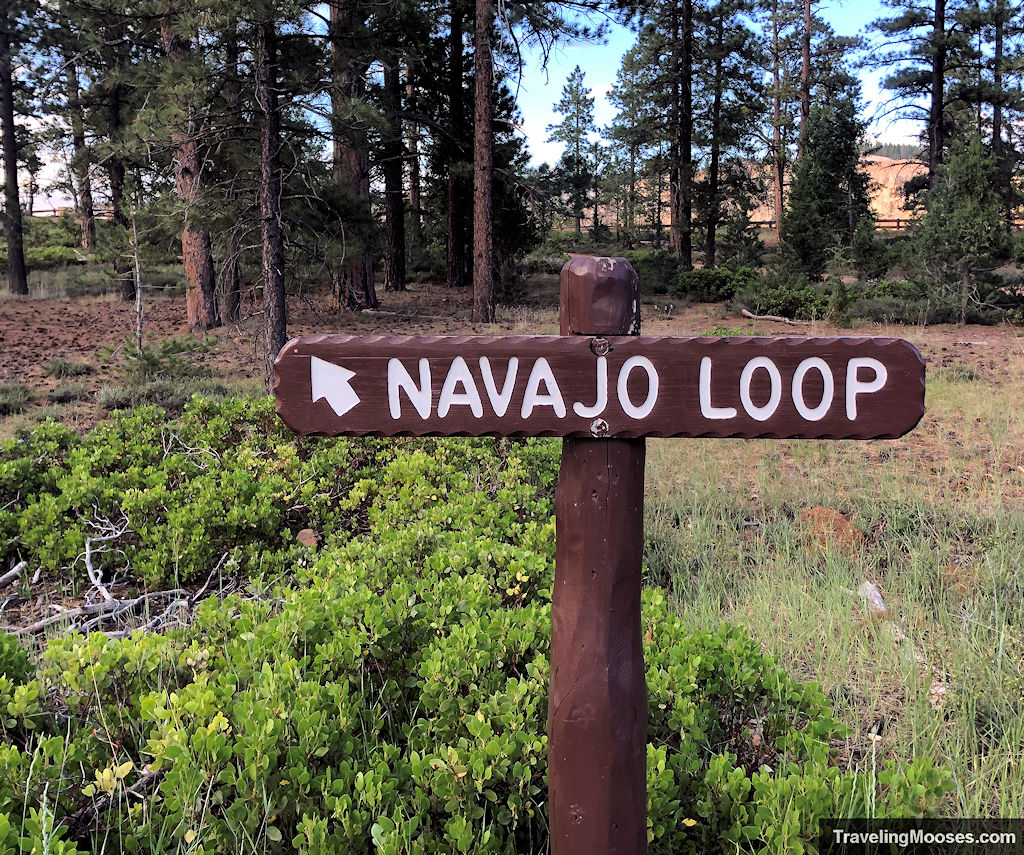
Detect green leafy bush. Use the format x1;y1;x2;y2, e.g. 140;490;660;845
674;268;757;303
0;404;953;853
620;250;678;295
0;634;29;685
27;246;81;270
749;284;830;320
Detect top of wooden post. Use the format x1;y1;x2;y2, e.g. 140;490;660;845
560;256;641;336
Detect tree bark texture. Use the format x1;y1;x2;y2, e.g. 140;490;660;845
550;256;646;855
927;0;946;186
99;32;134;300
383;60;406;292
64;56;95;251
257;20;287;392
0;0;27;295
471;0;494;322
219;30;243;323
705;14;724;269
992;0;1011;232
161;22;219;332
772;0;786;243
679;0;693;270
446;0;469;289
330;0;377;311
799;0;811;149
405;72;423;252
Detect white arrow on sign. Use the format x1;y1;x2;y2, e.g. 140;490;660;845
310;356;360;417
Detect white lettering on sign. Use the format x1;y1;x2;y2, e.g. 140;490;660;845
369;352;894;425
699;356;889;423
388;358;431;419
573;356;608;418
479;357;518;417
792;358;833;421
617;356;659;419
522;358;567;418
739;357;782;421
699;357;737;420
846;358;887;419
438;356;483;418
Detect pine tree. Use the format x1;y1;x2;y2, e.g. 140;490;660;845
781;96;872;279
0;0;29;295
911;137;1011;320
547;66;595;235
871;0;969;187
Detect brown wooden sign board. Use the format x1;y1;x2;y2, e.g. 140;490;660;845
274;333;925;440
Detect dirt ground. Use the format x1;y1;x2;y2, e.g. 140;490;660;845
1;279;1021;396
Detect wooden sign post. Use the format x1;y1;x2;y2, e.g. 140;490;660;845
549;256;647;854
274;256;926;855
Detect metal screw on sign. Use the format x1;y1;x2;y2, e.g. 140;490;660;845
273;255;926;855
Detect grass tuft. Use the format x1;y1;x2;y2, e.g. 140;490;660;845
43;358;92;378
0;383;31;415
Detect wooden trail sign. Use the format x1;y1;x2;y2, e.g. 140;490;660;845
273;256;927;855
273;336;924;440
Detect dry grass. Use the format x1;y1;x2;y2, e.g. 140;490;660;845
645;340;1024;816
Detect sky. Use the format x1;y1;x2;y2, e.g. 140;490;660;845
512;0;918;167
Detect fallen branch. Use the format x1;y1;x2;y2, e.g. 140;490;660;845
741;308;812;326
0;561;26;590
361;308;450;321
14;589;188;636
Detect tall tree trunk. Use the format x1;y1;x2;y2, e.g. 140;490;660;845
256;20;286;391
626;146;636;246
799;0;811;152
99;33;134;301
992;0;1010;232
927;0;947;186
0;0;26;295
446;0;469;288
330;0;376;310
64;56;95;250
679;0;693;270
668;10;680;255
705;13;724;269
405;71;423;252
772;0;786;243
472;0;494;322
161;22;219;332
383;59;406;292
654;150;664;249
220;29;242;323
669;2;693;268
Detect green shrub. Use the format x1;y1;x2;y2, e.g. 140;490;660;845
620;250;678;295
749;284;830;320
0;634;29;685
26;246;81;270
0;406;954;853
674;268;757;303
100;334;215;384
